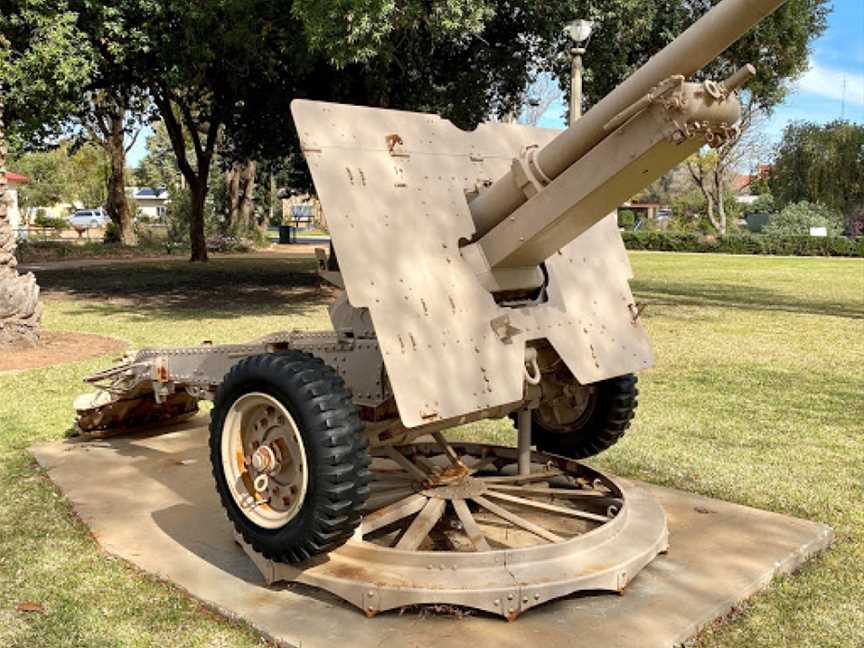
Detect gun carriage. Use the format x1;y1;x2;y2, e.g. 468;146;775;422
74;0;787;617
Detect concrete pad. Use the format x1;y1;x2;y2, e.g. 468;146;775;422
31;422;833;648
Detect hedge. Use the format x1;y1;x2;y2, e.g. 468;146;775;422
621;232;864;257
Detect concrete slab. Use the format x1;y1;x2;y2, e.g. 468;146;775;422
31;421;833;648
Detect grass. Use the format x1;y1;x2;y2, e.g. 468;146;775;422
1;252;862;647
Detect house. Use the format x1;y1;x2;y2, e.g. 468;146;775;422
2;172;28;230
128;187;170;221
617;201;672;229
731;164;772;204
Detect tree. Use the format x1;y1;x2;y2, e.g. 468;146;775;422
627;0;831;234
0;1;143;245
685;114;771;234
0;85;42;347
12;143;109;221
8;0;829;259
770;120;864;227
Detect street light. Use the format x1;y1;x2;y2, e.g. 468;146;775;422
564;19;594;125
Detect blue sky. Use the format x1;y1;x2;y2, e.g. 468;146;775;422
537;0;864;143
128;1;863;166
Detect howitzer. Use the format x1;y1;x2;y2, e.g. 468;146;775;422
74;0;788;617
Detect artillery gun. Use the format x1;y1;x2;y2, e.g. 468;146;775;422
74;0;787;618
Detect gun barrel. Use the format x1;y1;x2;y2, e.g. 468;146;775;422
468;0;788;236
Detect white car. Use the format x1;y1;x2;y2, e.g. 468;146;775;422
68;209;108;229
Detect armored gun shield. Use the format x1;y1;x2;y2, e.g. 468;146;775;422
292;101;653;428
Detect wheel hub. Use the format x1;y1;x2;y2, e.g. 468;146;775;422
220;393;309;529
420;476;487;500
251;445;278;474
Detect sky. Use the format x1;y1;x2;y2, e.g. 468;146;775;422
537;0;864;144
128;1;863;167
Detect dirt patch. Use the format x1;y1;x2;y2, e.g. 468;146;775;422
0;331;127;373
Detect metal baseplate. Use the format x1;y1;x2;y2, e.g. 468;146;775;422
235;442;668;620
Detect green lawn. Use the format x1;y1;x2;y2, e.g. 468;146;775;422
1;252;861;647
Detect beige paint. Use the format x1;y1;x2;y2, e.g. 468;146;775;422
292;100;653;428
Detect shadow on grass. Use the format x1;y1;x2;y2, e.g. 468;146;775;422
35;258;333;320
631;280;864;319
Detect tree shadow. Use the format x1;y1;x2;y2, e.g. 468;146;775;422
631;279;864;320
35;258;335;320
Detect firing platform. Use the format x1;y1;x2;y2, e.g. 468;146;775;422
31;420;832;648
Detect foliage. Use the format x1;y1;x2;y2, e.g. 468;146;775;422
770;120;864;222
621;230;862;257
205;234;252;254
10;144;108;217
748;174;771;196
3;0;830;259
134;121;179;190
748;193;776;215
164;186;221;246
668;190;713;234
762;201;844;237
103;221;121;243
847;207;864;238
32;212;67;230
617;209;635;229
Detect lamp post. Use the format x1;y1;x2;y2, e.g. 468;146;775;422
564;19;594;126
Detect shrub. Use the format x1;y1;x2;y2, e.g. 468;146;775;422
846;206;864;237
103;221;121;243
617;209;636;229
763;201;843;237
33;212;68;230
620;231;862;257
749;193;776;214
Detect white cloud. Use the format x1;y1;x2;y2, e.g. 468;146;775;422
797;63;864;107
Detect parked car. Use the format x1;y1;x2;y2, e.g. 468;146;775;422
68;209;108;229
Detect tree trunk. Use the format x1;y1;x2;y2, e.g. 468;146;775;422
714;172;727;235
189;180;208;262
0;97;42;347
104;111;137;246
226;165;240;229
238;160;256;231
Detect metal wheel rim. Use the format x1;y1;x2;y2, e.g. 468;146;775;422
536;386;598;432
221;392;309;529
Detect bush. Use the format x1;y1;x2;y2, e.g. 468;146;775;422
617;209;636;229
205;234;252;253
621;231;862;257
763;201;843;237
103;221;121;244
846;206;864;238
33;213;68;230
749;193;776;215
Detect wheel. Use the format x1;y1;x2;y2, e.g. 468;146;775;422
517;374;639;459
209;351;370;563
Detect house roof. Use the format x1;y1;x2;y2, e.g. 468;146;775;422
4;172;28;184
132;187;169;199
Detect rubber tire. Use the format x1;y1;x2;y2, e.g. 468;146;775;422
525;374;639;460
209;351;370;563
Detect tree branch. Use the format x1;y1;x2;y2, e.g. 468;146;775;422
154;90;198;189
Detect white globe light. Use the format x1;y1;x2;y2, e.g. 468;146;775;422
565;19;594;44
